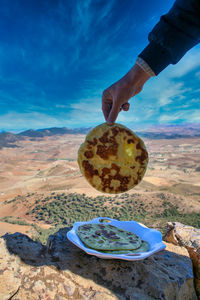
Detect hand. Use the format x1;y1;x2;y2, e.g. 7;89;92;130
102;63;151;125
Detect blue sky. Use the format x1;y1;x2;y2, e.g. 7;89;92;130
0;0;199;132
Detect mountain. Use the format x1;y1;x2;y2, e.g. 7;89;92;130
18;127;91;137
0;127;91;149
0;132;25;149
0;124;200;149
15;124;200;139
136;124;200;139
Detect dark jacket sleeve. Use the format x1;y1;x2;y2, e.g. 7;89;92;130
138;0;200;75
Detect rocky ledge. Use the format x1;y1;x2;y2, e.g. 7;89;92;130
0;222;199;300
165;222;200;299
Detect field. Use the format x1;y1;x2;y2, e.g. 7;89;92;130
0;133;200;243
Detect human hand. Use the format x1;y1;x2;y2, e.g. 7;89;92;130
102;64;151;125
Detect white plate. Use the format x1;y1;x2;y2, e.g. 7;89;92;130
67;217;166;261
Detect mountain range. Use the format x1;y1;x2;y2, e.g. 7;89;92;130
0;127;91;149
17;127;91;137
0;124;200;149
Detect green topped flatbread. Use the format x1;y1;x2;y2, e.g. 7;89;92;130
99;240;149;254
76;223;142;250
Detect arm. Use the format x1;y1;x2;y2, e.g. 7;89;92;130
138;0;200;75
102;0;200;124
102;64;151;124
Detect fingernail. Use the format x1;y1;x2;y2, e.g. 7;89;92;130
107;119;113;125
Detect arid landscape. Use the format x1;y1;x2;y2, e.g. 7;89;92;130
0;125;200;242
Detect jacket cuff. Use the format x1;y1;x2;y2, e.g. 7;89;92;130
138;41;172;75
135;57;156;77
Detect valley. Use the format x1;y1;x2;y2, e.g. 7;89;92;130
0;132;199;243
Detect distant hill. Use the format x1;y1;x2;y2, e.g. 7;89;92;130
137;124;200;139
138;132;200;139
0;132;25;149
0;124;200;149
0;127;91;149
18;127;91;138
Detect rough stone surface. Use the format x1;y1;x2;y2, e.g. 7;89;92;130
165;222;200;299
0;227;198;300
165;222;200;249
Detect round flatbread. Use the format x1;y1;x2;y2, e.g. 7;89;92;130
100;241;149;254
76;223;142;250
78;123;148;194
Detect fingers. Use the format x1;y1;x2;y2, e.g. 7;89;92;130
107;98;121;125
102;90;112;121
102;102;111;120
121;102;130;111
119;102;130;112
107;102;130;124
102;89;130;125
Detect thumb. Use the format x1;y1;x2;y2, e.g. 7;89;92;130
107;98;121;125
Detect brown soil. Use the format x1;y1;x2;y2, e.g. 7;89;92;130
0;134;199;235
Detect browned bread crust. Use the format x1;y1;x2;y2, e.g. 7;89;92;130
78;123;148;194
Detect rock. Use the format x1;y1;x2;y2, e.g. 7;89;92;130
164;222;200;248
165;222;200;299
0;227;197;300
0;238;23;300
164;241;190;257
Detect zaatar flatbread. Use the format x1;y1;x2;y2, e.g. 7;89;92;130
76;223;142;250
78;123;148;194
100;240;149;254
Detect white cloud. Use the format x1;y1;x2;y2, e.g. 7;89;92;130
159;109;200;123
195;71;200;80
141;76;191;109
159;82;186;106
190;111;200;122
0;111;86;131
138;46;200;113
190;97;200;103
117;111;139;123
166;47;200;78
70;98;101;113
144;108;155;118
55;104;69;109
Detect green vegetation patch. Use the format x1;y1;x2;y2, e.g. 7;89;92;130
27;193;147;227
3;192;199;245
0;216;30;226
